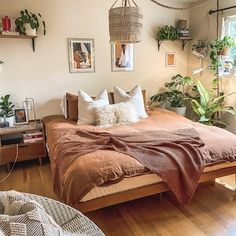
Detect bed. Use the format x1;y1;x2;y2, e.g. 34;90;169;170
43;104;236;213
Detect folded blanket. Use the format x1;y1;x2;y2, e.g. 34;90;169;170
54;128;205;205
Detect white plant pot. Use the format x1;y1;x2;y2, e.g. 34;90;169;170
5;116;15;127
168;106;187;116
24;23;37;36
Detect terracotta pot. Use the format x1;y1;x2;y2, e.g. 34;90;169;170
222;48;230;56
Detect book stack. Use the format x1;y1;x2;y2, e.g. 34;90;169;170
179;29;190;38
23;131;43;144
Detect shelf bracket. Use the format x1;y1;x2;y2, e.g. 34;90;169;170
157;40;163;51
182;39;189;51
32;38;35;52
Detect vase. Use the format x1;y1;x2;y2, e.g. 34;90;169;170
5;116;15;127
24;23;37;36
168;106;186;116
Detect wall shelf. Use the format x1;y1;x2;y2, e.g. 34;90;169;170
157;37;192;51
0;34;37;52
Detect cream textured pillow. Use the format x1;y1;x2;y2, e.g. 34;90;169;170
94;102;140;127
77;89;109;125
114;85;148;119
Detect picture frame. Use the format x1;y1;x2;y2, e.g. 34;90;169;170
111;43;134;72
68;38;95;73
165;52;176;67
14;108;29;125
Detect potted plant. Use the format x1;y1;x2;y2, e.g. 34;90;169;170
15;9;46;36
149;74;195;116
190;80;235;127
210;36;235;73
0;95;15;127
156;26;181;41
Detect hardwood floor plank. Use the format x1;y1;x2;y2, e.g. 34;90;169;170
1;160;236;236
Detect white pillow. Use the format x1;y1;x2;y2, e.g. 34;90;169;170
114;85;148;119
94;102;140;127
59;95;67;118
77;89;109;125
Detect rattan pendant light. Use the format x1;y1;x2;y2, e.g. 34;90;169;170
109;0;143;43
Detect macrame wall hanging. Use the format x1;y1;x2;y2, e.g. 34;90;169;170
109;0;143;43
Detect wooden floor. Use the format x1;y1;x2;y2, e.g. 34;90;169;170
1;160;236;236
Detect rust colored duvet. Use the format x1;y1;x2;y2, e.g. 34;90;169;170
43;109;236;207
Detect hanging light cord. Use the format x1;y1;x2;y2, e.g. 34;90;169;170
150;0;208;10
0;144;19;184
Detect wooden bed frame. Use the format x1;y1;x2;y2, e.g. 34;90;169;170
78;166;236;213
45;90;236;213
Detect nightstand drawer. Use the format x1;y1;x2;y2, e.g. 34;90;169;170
0;142;45;164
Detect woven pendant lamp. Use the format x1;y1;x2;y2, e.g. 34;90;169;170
109;0;143;43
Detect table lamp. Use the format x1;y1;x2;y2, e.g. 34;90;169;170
22;97;37;123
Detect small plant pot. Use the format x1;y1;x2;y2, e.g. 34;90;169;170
5;116;15;127
168;106;186;116
222;48;230;56
24;23;37;36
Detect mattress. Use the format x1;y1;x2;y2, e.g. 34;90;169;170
81;161;236;202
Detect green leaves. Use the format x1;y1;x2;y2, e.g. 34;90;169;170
150;74;194;108
0;95;15;117
157;26;181;41
190;80;236;127
15;9;46;35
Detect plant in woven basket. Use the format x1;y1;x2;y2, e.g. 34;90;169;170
157;26;181;41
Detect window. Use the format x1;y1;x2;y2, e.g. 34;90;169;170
223;16;236;62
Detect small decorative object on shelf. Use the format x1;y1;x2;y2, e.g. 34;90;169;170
15;9;46;36
1;16;19;36
22;97;37;122
14;108;29;125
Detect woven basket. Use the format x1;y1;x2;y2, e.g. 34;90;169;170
109;0;143;43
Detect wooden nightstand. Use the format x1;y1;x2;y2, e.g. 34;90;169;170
0;121;46;172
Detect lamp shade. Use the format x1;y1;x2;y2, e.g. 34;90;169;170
109;0;143;43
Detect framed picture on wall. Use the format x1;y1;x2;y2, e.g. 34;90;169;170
68;38;95;73
111;43;134;72
165;52;176;67
14;108;29;125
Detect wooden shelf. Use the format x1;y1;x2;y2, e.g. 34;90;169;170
157;37;192;51
0;34;37;51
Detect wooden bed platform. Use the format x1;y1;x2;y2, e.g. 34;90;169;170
78;166;236;213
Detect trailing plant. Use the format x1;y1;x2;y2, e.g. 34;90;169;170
15;9;46;35
0;95;15;118
209;36;235;73
150;74;195;107
156;26;181;41
190;80;235;127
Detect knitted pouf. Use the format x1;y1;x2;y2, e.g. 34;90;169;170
0;191;104;236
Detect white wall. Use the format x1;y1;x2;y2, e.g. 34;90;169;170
0;0;190;118
189;0;236;133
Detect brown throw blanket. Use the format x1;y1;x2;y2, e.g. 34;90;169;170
53;128;205;205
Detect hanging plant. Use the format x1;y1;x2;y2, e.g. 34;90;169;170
209;36;235;73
